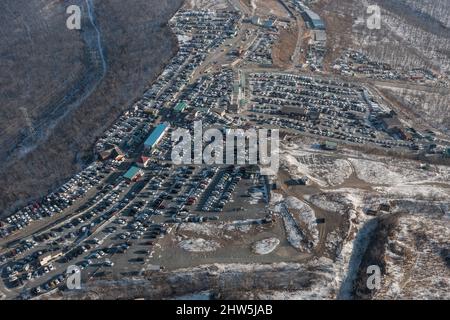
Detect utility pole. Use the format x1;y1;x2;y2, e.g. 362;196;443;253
20;107;36;138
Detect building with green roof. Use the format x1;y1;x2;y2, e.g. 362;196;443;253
123;166;143;181
174;101;188;112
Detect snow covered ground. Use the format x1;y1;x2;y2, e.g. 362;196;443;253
248;186;266;204
285;197;319;245
171;258;340;300
270;191;284;204
277;204;305;250
178;223;221;237
324;230;343;255
177;220;263;239
252;238;280;255
374;215;450;300
179;238;221;253
273;139;449;299
350;158;450;186
374;185;449;200
306;193;352;214
337;216;378;299
281;147;353;187
273;197;319;251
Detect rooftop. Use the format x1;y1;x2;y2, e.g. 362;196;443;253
174;101;188;112
144;123;169;148
123;166;142;180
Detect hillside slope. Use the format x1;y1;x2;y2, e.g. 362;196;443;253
0;0;183;215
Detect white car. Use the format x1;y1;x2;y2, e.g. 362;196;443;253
104;260;114;267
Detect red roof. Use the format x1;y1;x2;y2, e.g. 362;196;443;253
137;156;150;164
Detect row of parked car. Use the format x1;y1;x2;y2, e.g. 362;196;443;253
200;166;242;212
0;163;107;239
247;72;424;150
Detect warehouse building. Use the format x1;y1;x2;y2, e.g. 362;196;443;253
302;9;325;30
144;123;170;150
314;30;327;43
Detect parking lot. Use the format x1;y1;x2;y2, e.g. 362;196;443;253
0;154;272;299
1;0;449;300
244;72;445;151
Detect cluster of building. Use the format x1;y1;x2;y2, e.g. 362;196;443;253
1;9;240;242
94;10;240;162
290;0;327;71
122;123;171;182
96;109;158;160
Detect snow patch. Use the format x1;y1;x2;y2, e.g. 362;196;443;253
179;238;220;252
252;238;280;255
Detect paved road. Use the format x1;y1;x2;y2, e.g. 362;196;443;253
369;79;449;94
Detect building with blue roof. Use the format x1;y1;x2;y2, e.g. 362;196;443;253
144;123;170;150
